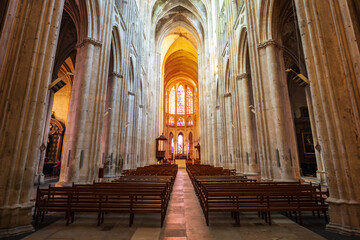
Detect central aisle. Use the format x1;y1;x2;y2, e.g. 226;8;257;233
158;169;324;240
159;168;210;239
22;169;326;240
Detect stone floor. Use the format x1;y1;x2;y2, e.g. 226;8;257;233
17;169;335;240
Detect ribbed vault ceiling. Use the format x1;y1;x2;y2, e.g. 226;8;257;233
153;0;205;89
152;0;206;44
162;27;198;88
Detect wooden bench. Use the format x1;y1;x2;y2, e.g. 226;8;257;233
200;184;328;226
34;182;170;227
122;165;178;177
186;164;328;226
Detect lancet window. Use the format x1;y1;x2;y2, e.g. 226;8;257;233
177;85;185;114
169;116;175;126
187;117;193;126
178;134;184;154
169;86;175;114
186;87;193;114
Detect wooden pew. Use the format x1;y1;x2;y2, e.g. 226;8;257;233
35;183;169;227
200;184;328;226
186;164;328;226
34;164;178;227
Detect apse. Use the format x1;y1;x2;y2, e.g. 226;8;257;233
160;26;200;165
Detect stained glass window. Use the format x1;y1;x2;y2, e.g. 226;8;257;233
177;85;185;114
178;134;183;154
186;87;193;114
177;117;185;126
187;117;193;126
169;116;175;126
169;86;175;114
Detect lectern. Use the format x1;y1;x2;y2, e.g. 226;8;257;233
156;133;167;163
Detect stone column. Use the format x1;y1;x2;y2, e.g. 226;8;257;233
216;106;223;166
305;87;326;185
123;92;135;169
295;0;360;235
116;71;128;174
34;91;55;185
234;77;245;173
0;0;64;236
257;40;300;181
237;73;259;175
224;93;235;169
135;105;143;168
101;72;123;177
57;38;104;185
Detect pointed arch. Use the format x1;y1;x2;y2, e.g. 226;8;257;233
178;132;184;154
129;58;135;91
169;116;175;126
258;0;294;43
169;132;174;154
225;60;230;92
188;131;193;156
111;26;122;73
238;27;248;74
187;116;193;126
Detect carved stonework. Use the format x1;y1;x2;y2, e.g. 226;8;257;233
236;73;250;80
76;38;103;48
257;39;279;49
110;72;123;78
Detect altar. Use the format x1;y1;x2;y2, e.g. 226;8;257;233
175;159;186;169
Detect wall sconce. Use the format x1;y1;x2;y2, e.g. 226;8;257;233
249;105;256;114
285;68;310;86
48;72;73;92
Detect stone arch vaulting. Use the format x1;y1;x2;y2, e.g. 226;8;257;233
0;0;360;237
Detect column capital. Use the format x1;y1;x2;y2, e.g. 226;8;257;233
257;39;280;49
109;72;123;78
236;73;250;80
76;38;103;48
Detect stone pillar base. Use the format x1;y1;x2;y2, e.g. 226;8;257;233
243;172;261;181
316;170;327;186
243;172;260;176
34;173;45;185
55;181;72;187
326;223;360;236
0;224;34;237
0;204;34;237
104;174;116;178
326;198;360;237
272;178;299;182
